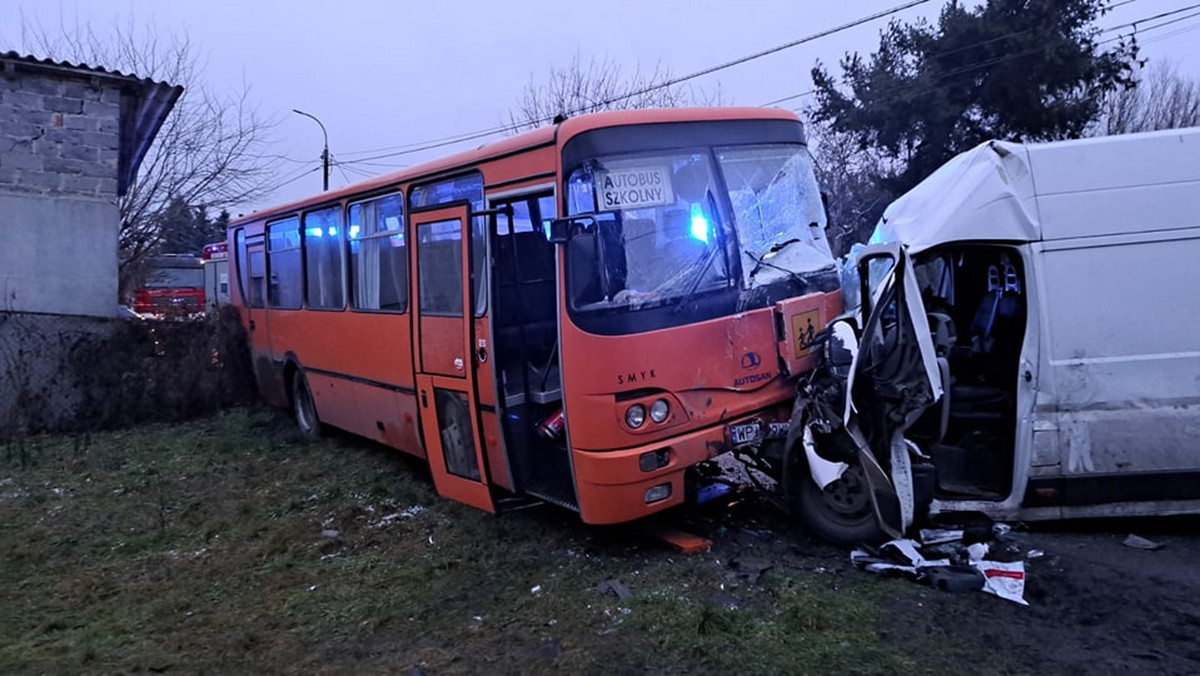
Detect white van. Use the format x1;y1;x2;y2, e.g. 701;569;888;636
860;126;1200;529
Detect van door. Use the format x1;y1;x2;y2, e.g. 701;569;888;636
848;244;942;535
412;205;495;513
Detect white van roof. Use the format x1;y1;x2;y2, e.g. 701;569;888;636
871;126;1200;252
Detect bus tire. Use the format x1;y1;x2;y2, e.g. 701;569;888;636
291;370;321;441
794;458;886;546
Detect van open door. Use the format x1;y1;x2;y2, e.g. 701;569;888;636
795;243;942;543
849;244;943;535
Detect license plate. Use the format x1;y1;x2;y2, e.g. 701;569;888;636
729;422;761;446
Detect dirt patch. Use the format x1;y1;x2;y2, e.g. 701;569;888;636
679;497;1200;675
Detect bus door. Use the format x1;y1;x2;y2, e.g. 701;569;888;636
243;234;284;406
412;205;495;513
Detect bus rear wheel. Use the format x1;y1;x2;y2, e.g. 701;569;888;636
291;371;321;440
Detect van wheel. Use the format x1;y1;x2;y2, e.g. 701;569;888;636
292;371;321;440
795;461;886;546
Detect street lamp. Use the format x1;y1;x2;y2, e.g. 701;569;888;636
292;108;329;191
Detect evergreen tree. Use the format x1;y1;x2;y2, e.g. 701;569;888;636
811;0;1139;200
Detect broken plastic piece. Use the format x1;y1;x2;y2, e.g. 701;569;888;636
919;528;964;545
972;560;1028;605
695;482;732;504
641;524;712;554
596;579;633;601
925;565;985;593
1122;534;1164;551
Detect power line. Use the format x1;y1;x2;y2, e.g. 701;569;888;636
334;0;934;166
271;166;321;192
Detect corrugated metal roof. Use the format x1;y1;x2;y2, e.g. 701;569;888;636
2;51;184;196
2;50;160;84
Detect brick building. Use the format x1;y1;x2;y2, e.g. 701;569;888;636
0;51;182;317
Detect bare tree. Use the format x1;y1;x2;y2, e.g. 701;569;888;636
1092;61;1200;136
19;14;278;296
803;114;898;256
509;52;722;132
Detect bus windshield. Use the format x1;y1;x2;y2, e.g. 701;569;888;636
565;142;833;320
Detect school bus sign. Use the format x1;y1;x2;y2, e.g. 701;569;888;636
596;166;674;210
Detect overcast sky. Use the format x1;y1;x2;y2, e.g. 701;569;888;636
6;0;1200;214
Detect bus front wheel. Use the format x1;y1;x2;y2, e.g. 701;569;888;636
291;371;321;440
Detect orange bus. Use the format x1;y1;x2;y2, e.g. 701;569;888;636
229;108;842;525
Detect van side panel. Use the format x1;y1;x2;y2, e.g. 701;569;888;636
1036;221;1200;491
1030;129;1200;240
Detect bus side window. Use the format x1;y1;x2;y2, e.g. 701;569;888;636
248;248;266;308
349;193;407;313
234;229;249;305
304;206;346;310
267;217;302;309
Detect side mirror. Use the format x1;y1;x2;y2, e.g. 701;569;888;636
854;243;901;320
543;215;599;243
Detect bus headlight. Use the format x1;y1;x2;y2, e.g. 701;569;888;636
649;398;670;423
625;404;646;429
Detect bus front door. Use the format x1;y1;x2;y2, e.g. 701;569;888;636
412;206;495;513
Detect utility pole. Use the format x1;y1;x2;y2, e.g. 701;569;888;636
292;108;329;191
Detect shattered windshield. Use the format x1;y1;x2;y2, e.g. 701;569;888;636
716;145;832;287
565;143;833;315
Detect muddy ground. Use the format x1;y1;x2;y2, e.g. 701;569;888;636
668;494;1200;675
4;412;1197;674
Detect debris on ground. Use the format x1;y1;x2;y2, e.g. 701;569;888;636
641;524;713;554
728;558;775;584
1123;534;1165;551
851;525;1029;605
595;578;633;601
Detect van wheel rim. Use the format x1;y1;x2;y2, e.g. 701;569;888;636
822;466;870;516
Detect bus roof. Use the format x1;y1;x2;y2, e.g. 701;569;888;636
232;107;803;226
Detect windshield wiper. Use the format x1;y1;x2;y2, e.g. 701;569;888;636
670;243;725;315
744;236;811;291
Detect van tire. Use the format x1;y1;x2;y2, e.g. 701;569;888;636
795;460;887;546
291;371;321;441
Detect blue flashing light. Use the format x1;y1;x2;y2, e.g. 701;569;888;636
348;224;361;239
305;227;323;238
327;226;338;237
689;203;710;243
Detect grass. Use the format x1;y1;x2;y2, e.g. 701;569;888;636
0;408;934;674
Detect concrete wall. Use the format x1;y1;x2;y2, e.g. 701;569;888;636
0;67;123;317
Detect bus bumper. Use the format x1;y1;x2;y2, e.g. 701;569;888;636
571;422;735;525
